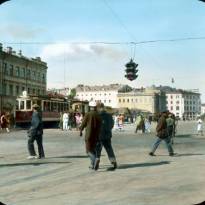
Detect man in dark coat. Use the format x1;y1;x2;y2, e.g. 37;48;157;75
79;101;102;170
95;103;117;170
149;110;174;156
27;104;45;159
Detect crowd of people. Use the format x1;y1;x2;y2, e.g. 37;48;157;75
1;102;204;172
59;111;83;131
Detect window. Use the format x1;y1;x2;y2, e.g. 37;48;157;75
170;106;173;111
26;100;31;110
127;99;129;103
3;63;8;75
9;84;13;95
16;85;19;96
176;106;179;110
109;100;111;103
15;66;20;77
119;99;121;103
123;99;125;103
9;65;14;76
27;69;31;79
176;101;179;104
20;101;25;110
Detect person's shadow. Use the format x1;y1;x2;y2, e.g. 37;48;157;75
193;201;205;205
117;161;170;169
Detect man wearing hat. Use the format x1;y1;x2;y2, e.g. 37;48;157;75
27;104;45;159
79;101;102;170
149;110;174;156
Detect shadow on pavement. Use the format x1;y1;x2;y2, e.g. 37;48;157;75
175;134;193;138
117;161;170;169
48;155;88;159
175;153;205;157
0;161;71;167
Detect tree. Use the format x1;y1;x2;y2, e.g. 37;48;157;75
68;88;76;100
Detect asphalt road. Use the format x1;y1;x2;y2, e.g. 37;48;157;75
0;121;205;205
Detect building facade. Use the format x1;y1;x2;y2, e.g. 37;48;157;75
0;44;47;113
166;90;201;120
117;87;167;113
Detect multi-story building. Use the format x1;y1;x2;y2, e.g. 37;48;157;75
201;103;205;115
117;86;167;114
160;87;201;120
75;84;132;108
0;44;47;113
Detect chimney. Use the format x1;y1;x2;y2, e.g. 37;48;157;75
7;47;12;54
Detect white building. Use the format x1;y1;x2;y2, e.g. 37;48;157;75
201;103;205;115
75;84;131;108
166;90;201;120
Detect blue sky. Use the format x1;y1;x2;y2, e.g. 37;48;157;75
1;0;205;100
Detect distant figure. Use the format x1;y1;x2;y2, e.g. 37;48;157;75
118;114;124;131
62;111;69;131
79;101;102;170
113;115;119;131
197;118;203;136
135;114;145;133
59;112;63;130
166;114;175;144
27;104;45;159
0;112;10;133
149;111;174;156
95;103;117;171
75;113;83;131
144;117;151;133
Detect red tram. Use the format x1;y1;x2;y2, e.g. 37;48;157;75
15;93;69;126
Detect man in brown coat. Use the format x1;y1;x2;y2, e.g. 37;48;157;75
149;110;174;156
79;101;102;170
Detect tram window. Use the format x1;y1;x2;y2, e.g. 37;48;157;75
58;103;61;112
51;102;54;111
26;100;31;110
20;101;25;110
47;101;51;111
44;101;49;111
16;101;19;111
53;102;57;111
64;103;68;111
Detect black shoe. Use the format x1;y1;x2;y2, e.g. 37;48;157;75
94;159;100;171
111;162;117;169
149;152;156;156
169;153;176;156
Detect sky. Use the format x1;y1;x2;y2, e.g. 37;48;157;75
0;0;205;100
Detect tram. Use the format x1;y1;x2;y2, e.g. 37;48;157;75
15;91;69;127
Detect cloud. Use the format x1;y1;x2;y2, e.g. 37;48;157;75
0;24;45;39
40;43;126;61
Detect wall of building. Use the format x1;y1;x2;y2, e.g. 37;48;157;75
0;45;47;113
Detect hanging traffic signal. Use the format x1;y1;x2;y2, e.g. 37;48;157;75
0;0;10;5
125;59;138;81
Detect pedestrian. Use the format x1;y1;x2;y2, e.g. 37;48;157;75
79;101;102;170
144;117;151;133
113;114;119;131
59;112;63;130
118;114;124;131
62;111;69;131
166;113;175;144
27;104;45;159
95;103;117;171
149;110;174;156
0;112;10;133
197;117;203;136
135;114;145;133
75;113;82;131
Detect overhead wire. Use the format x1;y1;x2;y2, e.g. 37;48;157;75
2;36;205;46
